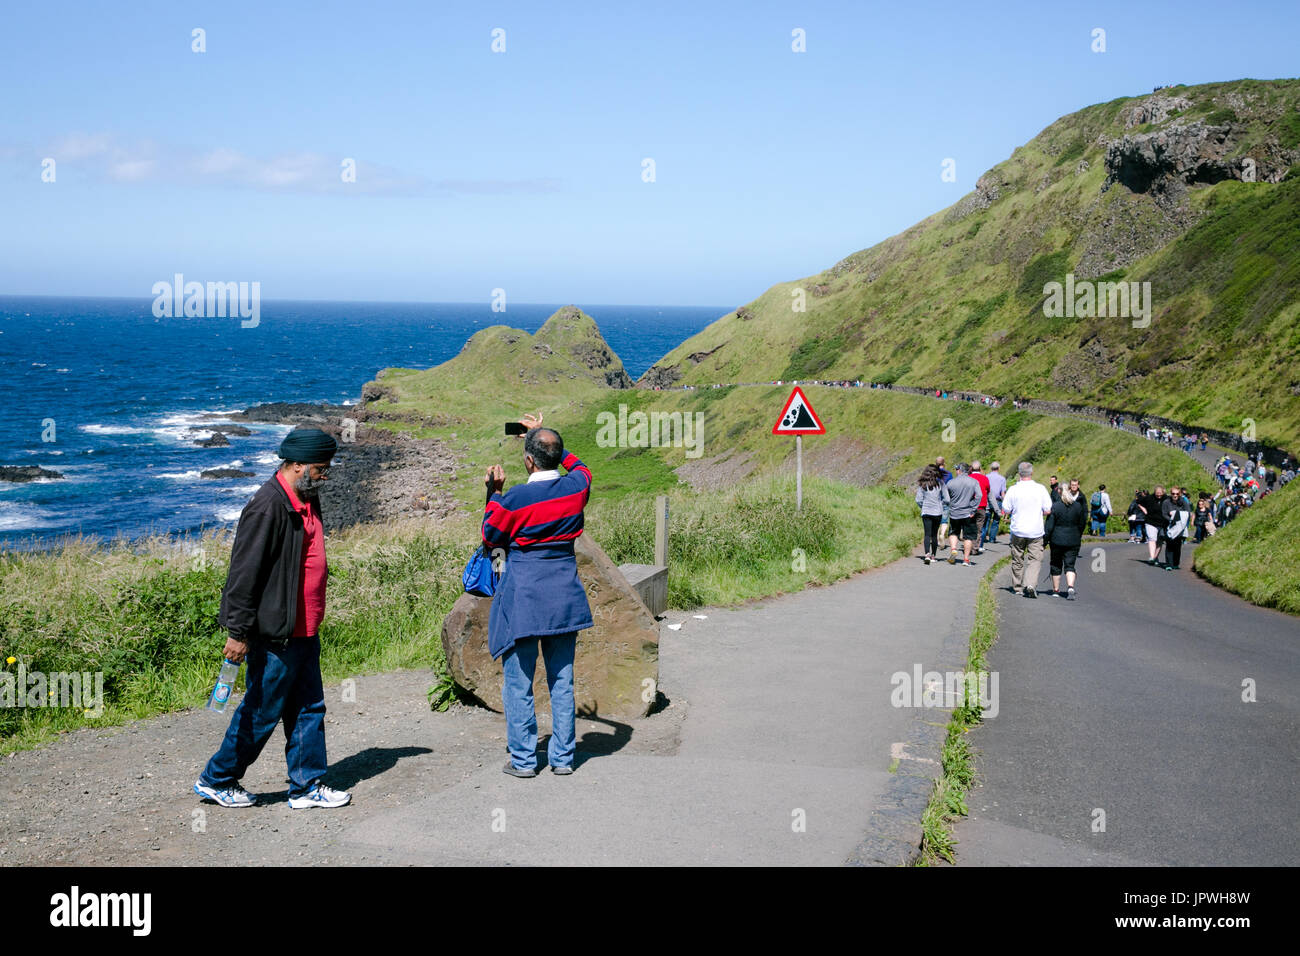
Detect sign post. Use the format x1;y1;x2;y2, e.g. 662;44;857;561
771;385;826;512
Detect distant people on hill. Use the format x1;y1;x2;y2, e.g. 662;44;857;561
1089;483;1112;537
1002;461;1053;599
914;464;950;566
945;463;982;566
1045;480;1088;599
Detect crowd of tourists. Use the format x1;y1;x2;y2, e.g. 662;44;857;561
910;446;1293;600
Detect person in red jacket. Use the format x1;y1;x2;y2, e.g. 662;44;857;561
970;460;991;555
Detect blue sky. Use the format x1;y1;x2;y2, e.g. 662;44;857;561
1;0;1296;306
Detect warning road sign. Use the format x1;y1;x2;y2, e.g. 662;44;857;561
772;386;826;435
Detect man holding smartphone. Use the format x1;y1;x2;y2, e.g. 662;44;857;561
482;414;594;777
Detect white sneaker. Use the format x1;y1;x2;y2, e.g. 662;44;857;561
194;780;257;808
288;783;352;809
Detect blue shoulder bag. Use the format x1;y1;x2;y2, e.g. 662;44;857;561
462;544;500;597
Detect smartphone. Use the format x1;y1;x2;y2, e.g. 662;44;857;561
505;422;527;436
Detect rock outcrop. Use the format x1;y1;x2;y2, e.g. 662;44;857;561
0;466;63;482
441;535;660;720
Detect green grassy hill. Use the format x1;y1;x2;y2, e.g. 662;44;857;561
640;79;1300;452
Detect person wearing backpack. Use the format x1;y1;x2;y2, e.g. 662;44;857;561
1089;484;1112;537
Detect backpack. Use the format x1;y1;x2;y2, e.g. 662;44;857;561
1090;491;1104;515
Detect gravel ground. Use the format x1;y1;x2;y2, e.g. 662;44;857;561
0;669;685;865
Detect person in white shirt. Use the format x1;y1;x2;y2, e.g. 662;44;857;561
1001;461;1053;598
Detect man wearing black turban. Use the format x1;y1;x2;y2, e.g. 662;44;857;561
194;427;352;810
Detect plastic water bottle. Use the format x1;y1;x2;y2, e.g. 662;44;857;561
206;658;241;713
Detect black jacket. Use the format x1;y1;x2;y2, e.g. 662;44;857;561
1045;497;1087;547
1138;493;1167;528
218;475;315;643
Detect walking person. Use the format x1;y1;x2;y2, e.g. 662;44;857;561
981;461;1007;547
1089;483;1112;537
1137;485;1169;566
1001;461;1053;599
1126;490;1146;543
1193;494;1215;542
945;463;981;566
483;421;594;777
914;464;950;566
1161;489;1190;571
969;460;991;555
194;428;351;810
1046;481;1088;599
934;455;953;541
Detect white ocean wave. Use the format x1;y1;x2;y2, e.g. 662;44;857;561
216;507;244;522
157;470;203;480
0;502;56;531
221;484;261;495
80;423;149;435
254;453;279;464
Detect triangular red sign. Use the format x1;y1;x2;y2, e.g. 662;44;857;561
772;386;826;434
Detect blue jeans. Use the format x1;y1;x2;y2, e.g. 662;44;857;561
201;636;328;798
501;632;577;771
1091;518;1107;536
980;508;1000;545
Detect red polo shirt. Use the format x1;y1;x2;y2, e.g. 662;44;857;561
276;472;327;637
972;471;991;509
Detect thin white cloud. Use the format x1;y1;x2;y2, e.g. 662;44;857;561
16;133;426;194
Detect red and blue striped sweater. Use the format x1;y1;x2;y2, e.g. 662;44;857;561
481;450;594;658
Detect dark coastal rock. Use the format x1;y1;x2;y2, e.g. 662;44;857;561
212;402;358;425
194;433;230;447
315;424;458;531
441;535;660;720
0;465;64;482
200;468;255;479
637;363;682;389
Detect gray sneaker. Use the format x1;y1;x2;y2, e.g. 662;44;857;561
193;780;256;808
503;760;537;778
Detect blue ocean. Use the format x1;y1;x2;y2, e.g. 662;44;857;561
0;296;721;545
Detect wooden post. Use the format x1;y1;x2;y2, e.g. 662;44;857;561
796;436;803;511
654;494;669;567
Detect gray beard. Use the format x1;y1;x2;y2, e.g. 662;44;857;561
295;475;327;499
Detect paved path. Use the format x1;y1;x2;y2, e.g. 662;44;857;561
1;542;993;866
340;548;988;865
950;540;1300;866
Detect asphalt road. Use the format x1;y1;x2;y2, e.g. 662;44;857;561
952;540;1300;865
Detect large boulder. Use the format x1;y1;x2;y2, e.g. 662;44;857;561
441;535;660;720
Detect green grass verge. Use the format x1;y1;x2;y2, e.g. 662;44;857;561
916;555;1008;866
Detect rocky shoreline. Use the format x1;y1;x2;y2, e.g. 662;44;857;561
0;465;64;483
209;402;461;532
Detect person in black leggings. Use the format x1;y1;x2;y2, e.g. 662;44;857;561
1046;485;1088;598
